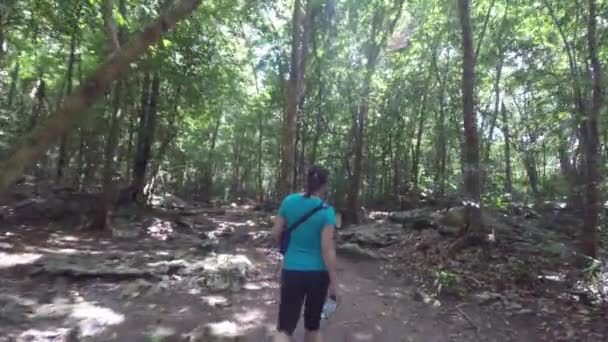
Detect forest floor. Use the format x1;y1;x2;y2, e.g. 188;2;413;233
0;195;606;341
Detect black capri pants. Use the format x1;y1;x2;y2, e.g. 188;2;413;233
277;270;330;335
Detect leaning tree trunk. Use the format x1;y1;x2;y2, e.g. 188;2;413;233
451;0;484;255
580;0;602;259
0;0;202;194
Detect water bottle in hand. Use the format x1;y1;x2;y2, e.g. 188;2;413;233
321;295;337;320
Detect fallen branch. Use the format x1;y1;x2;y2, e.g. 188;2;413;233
456;306;479;332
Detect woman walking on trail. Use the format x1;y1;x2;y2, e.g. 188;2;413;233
271;165;339;342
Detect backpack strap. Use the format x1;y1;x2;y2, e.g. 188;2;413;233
286;202;327;234
280;202;327;254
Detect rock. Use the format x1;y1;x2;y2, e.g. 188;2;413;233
0;294;34;324
181;254;254;292
151;193;188;209
474;291;502;305
505;301;523;310
339;223;400;247
437;207;466;227
368;211;390;221
181;208;227;216
185;322;245;342
175;216;194;229
17;327;80;342
111;218;141;239
30;255;160;280
202;295;232;308
147;326;180;341
437;225;460;236
411;218;438;230
538;242;570;259
198;239;218;253
388;208;434;224
143;218;176;240
515;308;534;315
66;301;124;337
337;243;382;259
120;279;152;299
203;256;253;292
412;289;434;305
14;197;65;220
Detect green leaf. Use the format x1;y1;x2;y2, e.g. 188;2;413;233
113;8;126;27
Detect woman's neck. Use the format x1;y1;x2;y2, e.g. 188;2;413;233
301;191;320;198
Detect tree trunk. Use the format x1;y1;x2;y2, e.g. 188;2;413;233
76;129;86;190
257;112;264;201
29;78;46;132
0;23;4;62
411;109;425;189
201;114;222;202
278;0;305;199
252;65;264;201
580;0;602;259
474;0;497;59
0;0;202;194
522;152;540;200
7;62;20;108
451;0;484;254
484;50;504;163
347;12;382;223
432;49;450;197
146;87;180;198
346;1;404;222
501;102;512;195
411;75;432;189
103;0;121;52
90;81;123;229
131;73;160;201
297;122;308;190
56;34;78;183
125;104;136;181
348;81;370;223
90;0;126;230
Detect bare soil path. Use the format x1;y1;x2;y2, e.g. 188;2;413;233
0;208;587;341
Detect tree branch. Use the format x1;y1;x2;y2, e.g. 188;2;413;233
0;0;202;193
103;0;121;52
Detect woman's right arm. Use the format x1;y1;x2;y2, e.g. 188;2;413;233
321;224;338;296
271;215;286;243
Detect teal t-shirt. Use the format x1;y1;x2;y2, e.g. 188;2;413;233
278;193;336;271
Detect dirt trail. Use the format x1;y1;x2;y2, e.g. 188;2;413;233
0;209;546;341
244;251;537;342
